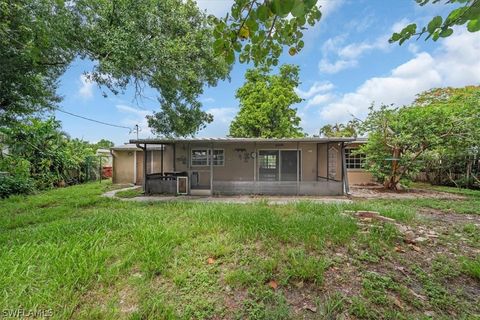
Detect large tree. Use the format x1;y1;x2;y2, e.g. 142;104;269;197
229;64;304;138
359;86;480;190
1;0;230;136
0;1;78;122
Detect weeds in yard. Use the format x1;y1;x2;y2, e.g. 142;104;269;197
1;182;479;319
461;256;480;280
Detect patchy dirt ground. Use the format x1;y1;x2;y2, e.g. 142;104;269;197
350;184;467;200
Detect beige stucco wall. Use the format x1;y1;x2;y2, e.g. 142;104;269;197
347;170;374;185
112;150;135;184
113;147;175;185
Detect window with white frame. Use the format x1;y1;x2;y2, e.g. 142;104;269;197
191;149;224;166
191;149;209;166
212;149;224;166
345;148;366;169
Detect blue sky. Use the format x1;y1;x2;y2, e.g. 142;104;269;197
54;0;480;145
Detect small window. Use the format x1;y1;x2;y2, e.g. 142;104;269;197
191;149;224;166
191;149;208;166
345;148;366;169
259;153;277;169
212;149;224;166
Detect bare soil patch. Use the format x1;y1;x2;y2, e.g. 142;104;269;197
417;208;480;225
350;185;466;200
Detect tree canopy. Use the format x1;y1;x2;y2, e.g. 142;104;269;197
390;0;480;45
1;0;230;136
319;120;359;138
93;139;115;151
211;0;322;67
229;64;304;138
359;86;480;190
0;1;77;122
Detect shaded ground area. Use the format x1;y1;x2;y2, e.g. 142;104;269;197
1;182;479;319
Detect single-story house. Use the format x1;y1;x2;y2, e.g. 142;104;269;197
111;137;374;196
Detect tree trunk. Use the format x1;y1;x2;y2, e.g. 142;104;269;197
385;147;401;190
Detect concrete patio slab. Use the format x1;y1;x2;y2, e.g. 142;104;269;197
103;186;352;204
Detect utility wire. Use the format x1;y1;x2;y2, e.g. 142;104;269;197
56;108;132;130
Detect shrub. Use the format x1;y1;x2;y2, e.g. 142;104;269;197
0;174;34;198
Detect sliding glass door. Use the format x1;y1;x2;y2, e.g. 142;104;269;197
258;150;301;181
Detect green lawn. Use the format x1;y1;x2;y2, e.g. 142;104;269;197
0;183;479;319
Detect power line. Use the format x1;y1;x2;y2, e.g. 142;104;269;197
56;108;132;130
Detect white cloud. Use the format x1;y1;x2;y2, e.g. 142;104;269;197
78;74;94;99
317;0;344;18
116;104;152;137
306;93;335;108
198;107;238;137
318;30;480;123
321;34;347;54
391;18;412;33
318;18;409;74
207;107;237;124
318;58;358;74
296;81;334;99
196;0;234;17
116;104;150;117
319;34;390;74
202;97;215;103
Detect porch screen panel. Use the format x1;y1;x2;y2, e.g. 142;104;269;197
146;151;153;174
258;150;279;181
328;147;337;180
280;150;301;181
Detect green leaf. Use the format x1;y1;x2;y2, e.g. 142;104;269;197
280;0;295;15
257;5;270;22
225;49;235;65
445;7;464;24
291;0;306;17
296;15;306;26
270;0;282;15
439;28;453;37
427;16;443;34
304;0;318;9
213;38;224;52
467;19;480;32
390;32;401;41
246;18;258;32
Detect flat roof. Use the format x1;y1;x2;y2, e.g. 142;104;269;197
130;137;356;144
111;143;165;151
